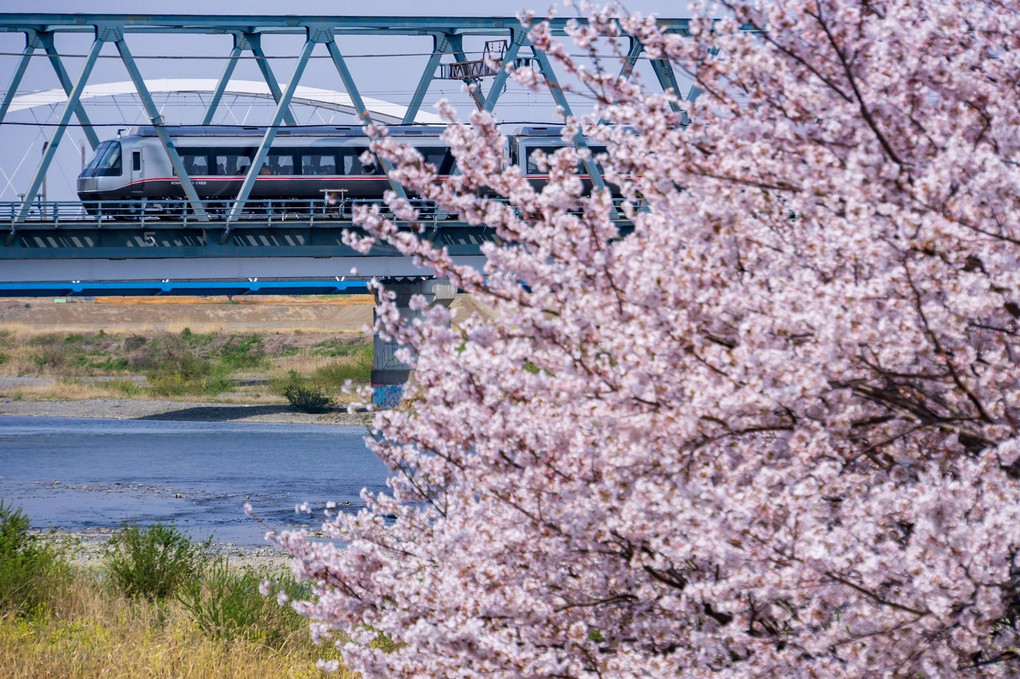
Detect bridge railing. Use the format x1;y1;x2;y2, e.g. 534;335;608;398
1;196;641;229
0;197;454;225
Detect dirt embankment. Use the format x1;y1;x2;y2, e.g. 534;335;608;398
0;295;375;335
0;293;493;421
0;293;491;335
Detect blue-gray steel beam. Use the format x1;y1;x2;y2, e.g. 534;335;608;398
0;15;693;37
227;39;315;222
617;37;644;81
248;34;298;127
649;58;683;112
39;32;100;150
201;43;243;125
482;29;525;113
0;34;37;128
114;36;209;222
325;38;409;201
14;38;102;223
448;34;485;110
402;33;450;124
528;44;608;193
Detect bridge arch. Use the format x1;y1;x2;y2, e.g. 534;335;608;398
5;78;443;125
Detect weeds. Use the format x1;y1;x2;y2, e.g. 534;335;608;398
217;334;266;371
0;327;373;401
104;523;210;601
311;337;368;358
179;556;308;647
313;357;372;390
0;501;69;615
0;508;355;676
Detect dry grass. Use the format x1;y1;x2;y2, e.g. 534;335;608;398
0;321;358;338
0;327;371;404
94;295;373;306
0;574;353;679
0;380;141;401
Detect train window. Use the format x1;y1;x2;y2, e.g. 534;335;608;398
354;148;379;175
338;150;360;175
525;146;562;174
523;145;606;174
183;154;208;176
420;147;456;174
303;153;337;175
266;152;294;175
82;141;122;177
215;154;252;175
132;151;141;172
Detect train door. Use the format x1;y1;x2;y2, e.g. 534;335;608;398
129;149;143;195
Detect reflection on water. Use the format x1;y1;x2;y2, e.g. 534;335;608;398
0;416;388;546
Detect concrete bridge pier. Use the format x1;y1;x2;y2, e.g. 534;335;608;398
372;277;455;408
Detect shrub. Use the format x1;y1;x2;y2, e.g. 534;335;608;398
283;383;335;413
103;523;209;601
178;557;308;647
0;501;67;615
215;334;265;371
32;343;76;370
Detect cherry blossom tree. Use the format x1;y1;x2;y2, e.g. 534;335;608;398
274;1;1020;675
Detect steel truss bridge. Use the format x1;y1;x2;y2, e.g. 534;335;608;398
0;13;697;296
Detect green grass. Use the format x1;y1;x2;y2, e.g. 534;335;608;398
178;327;216;347
147;374;233;397
217;334;265;371
312;360;372;390
179;556;310;647
0;506;356;678
76;354;130;371
0;501;71;615
311;338;368;358
104;523;211;601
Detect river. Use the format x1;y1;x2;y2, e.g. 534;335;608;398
0;416;389;547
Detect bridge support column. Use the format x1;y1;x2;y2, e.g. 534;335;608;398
372;277;455;409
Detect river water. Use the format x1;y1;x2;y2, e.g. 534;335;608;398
0;416;389;546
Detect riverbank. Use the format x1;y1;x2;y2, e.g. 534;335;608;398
34;528;295;572
0;395;373;426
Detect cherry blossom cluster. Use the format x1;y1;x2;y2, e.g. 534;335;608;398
274;1;1020;675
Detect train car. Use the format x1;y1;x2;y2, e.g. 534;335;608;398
76;125;455;206
76;124;613;211
505;125;610;192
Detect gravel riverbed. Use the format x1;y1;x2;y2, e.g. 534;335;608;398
34;528;296;572
0;396;373;426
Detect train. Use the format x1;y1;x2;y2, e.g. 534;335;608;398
76;124;607;210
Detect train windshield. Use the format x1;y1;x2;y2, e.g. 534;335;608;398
523;144;609;174
80;141;122;177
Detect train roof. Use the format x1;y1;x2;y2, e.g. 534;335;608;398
129;124;447;138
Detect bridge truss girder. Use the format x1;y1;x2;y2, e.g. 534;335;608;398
0;13;697;233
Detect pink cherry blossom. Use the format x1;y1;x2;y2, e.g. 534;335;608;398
274;1;1020;675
